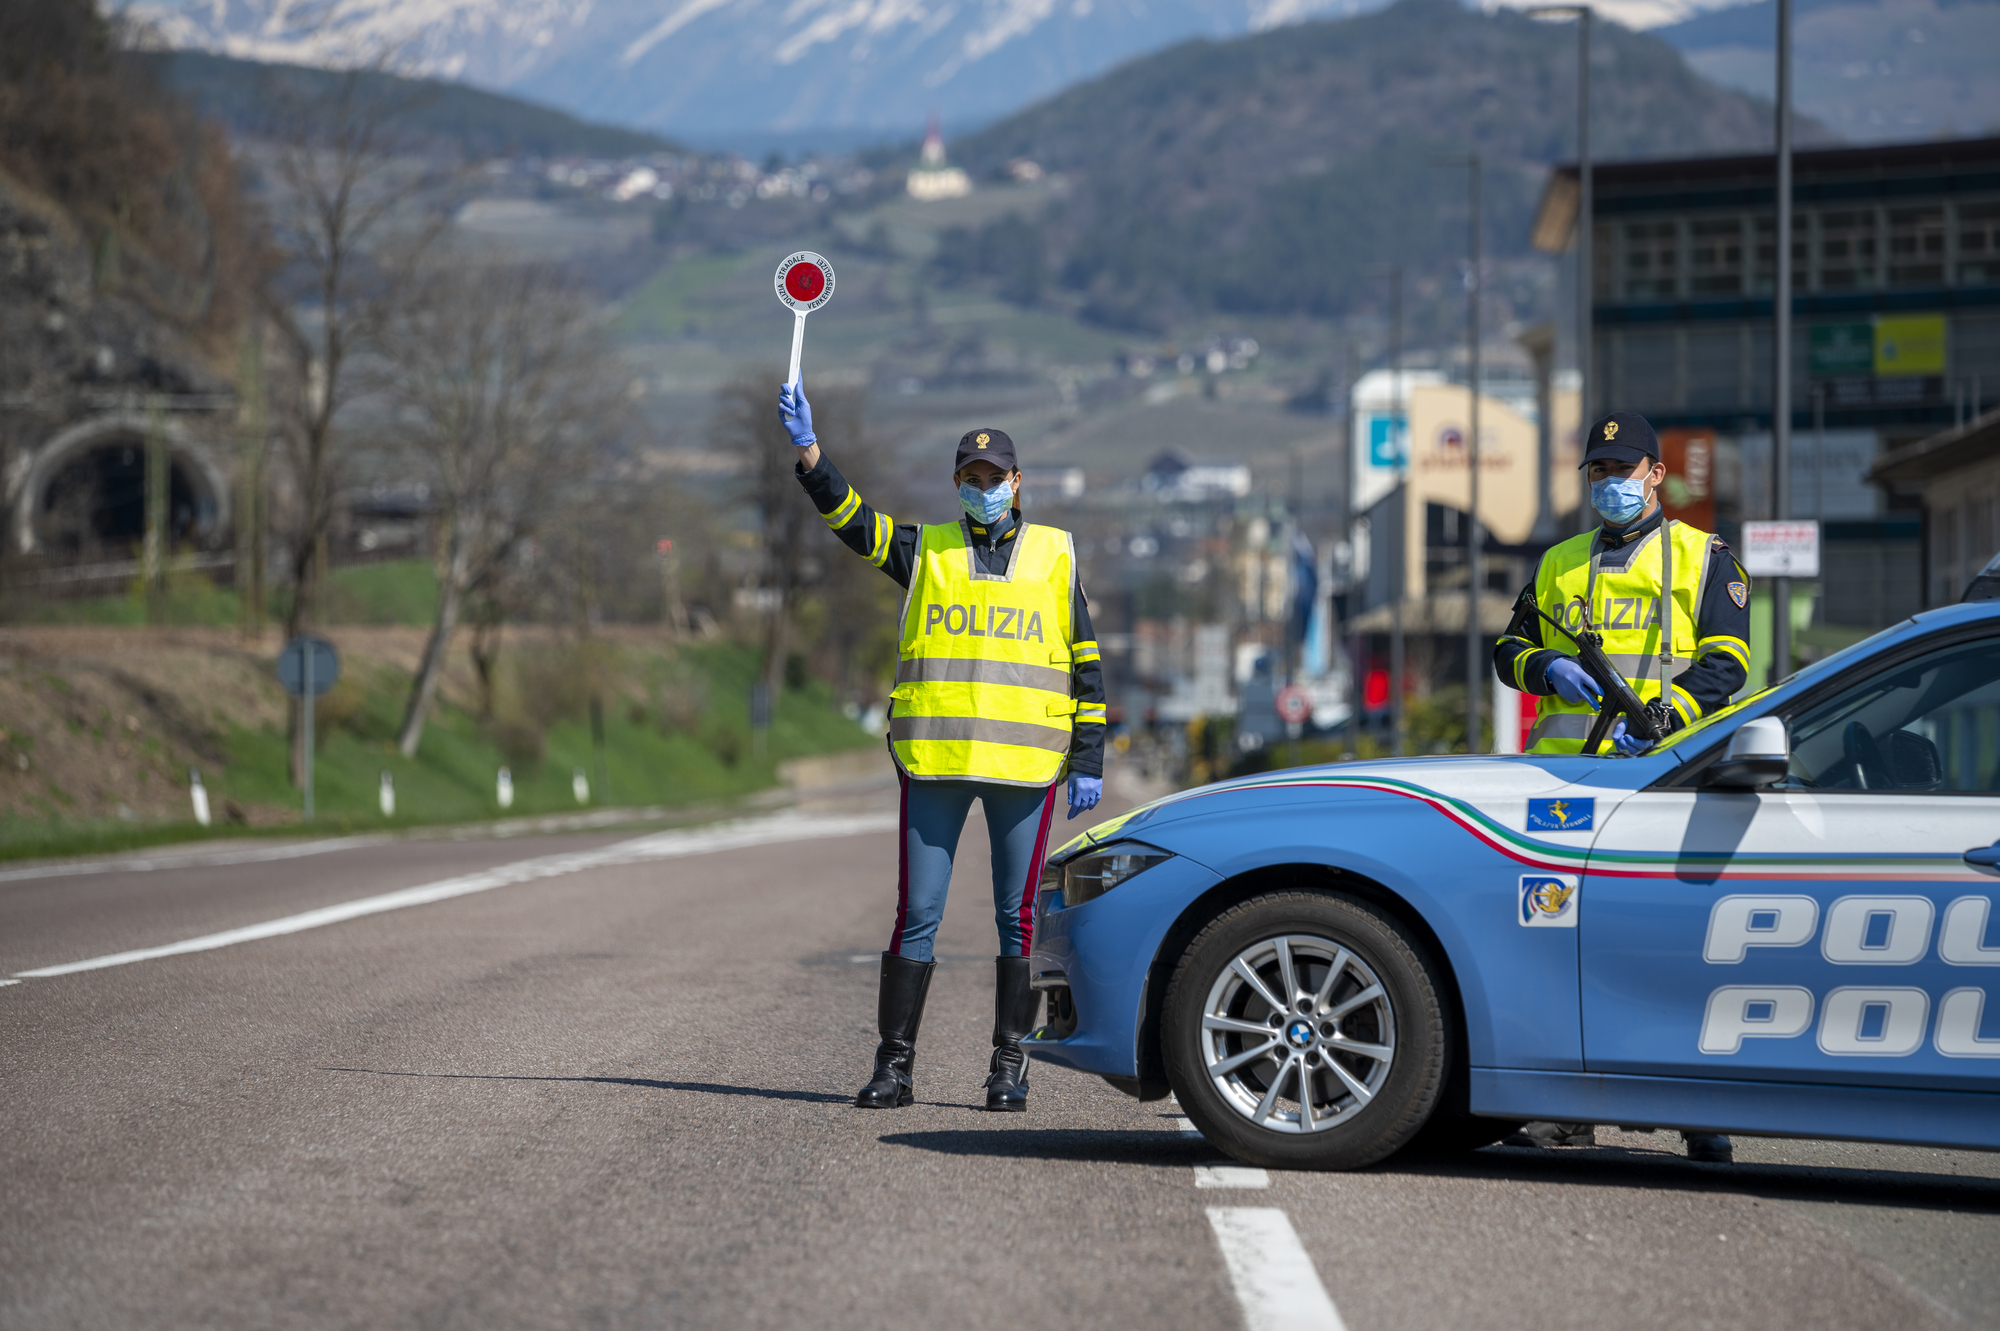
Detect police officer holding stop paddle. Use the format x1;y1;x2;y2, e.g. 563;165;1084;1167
1495;410;1753;1162
779;382;1106;1113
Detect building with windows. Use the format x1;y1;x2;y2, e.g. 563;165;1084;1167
1869;406;2000;607
1533;137;2000;630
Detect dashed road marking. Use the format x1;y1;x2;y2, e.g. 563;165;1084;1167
1206;1207;1346;1331
11;812;897;981
1175;1116;1206;1140
1194;1164;1271;1189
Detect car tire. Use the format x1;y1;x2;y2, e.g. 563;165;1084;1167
1162;889;1446;1171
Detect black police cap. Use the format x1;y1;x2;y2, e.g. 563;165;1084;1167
955;428;1017;471
1579;411;1659;469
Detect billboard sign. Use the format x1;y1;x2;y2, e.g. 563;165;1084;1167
1875;315;1947;377
1808;323;1873;379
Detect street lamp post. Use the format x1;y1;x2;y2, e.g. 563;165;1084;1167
1772;0;1795;682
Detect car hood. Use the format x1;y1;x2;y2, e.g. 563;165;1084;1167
1052;754;1613;861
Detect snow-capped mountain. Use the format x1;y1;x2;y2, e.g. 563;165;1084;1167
135;0;1764;142
132;0;1391;140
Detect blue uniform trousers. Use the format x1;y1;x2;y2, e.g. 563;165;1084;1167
890;775;1060;963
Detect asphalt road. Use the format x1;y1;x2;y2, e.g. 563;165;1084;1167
3;780;1996;1331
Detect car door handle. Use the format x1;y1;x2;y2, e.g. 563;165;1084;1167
1965;841;2000;868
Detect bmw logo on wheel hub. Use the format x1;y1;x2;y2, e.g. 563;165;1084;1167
1286;1020;1315;1050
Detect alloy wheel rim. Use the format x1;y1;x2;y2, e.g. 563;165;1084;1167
1198;933;1396;1134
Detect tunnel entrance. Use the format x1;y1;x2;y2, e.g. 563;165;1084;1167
38;440;206;560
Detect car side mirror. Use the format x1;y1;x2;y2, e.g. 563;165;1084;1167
1705;716;1790;788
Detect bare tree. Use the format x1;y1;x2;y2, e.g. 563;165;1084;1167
712;376;894;704
373;261;620;756
261;62;446;643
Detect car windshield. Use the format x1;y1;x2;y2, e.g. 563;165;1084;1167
1651;620;1911;753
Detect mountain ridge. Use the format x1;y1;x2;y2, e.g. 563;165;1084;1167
137;48;682;159
943;0;1833;330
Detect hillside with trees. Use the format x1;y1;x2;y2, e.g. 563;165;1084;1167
942;0;1834;331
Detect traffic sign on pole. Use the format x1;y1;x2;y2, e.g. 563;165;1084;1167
1276;684;1314;728
277;637;339;698
277;636;339;821
1741;520;1821;578
774;251;835;390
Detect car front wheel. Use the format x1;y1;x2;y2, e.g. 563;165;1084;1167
1162;890;1446;1170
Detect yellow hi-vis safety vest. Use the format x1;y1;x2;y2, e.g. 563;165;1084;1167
1524;518;1714;755
888;519;1078;785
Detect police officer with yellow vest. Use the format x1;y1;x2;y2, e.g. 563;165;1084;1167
1494;410;1750;1163
1496;411;1752;758
780;383;1105;1113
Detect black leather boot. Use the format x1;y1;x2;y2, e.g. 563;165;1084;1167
856;953;934;1109
984;956;1039;1112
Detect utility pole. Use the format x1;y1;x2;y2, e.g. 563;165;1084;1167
144;397;169;622
1340;341;1361;756
1772;0;1795;682
1388;265;1407;758
237;327;267;637
1435;154;1484;752
1467;154;1483;755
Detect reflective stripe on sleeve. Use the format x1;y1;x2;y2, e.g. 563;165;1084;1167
1077;702;1107;723
1072;639;1101;663
888;715;1072;753
824;487;864;530
1697;635;1751;669
868;512;893;566
1671;683;1699;724
894;657;1072;692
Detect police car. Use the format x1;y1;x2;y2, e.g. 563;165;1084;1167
1026;600;2000;1170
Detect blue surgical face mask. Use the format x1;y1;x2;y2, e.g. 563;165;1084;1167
959;478;1013;523
1591;475;1649;525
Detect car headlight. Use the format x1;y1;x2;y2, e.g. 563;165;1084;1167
1061;841;1172;907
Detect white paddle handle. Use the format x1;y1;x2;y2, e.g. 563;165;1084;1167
787;311;807;390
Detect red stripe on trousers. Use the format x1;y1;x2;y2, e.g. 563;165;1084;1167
889;772;910;955
1018;781;1059;953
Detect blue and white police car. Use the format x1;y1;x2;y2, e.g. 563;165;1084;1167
1027;600;2000;1170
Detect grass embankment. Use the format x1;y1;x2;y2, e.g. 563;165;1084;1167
217;639;871;829
0;562;877;861
3;559;443;628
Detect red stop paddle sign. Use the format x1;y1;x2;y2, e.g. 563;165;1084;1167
774;252;835;313
1276;685;1313;726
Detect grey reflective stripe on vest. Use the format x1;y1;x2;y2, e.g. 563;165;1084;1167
889;715;1071;752
895;657;1071;693
1528;711;1595;743
1604;652;1695;683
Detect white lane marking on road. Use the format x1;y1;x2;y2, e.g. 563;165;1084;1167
1195;1165;1271;1189
12;812;897;980
1175;1116;1206;1140
0;835;395;884
1206;1207;1346;1331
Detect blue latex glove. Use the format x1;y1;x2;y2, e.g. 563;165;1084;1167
1610;716;1651;756
1067;774;1102;820
1546;658;1603;711
777;383;816;447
